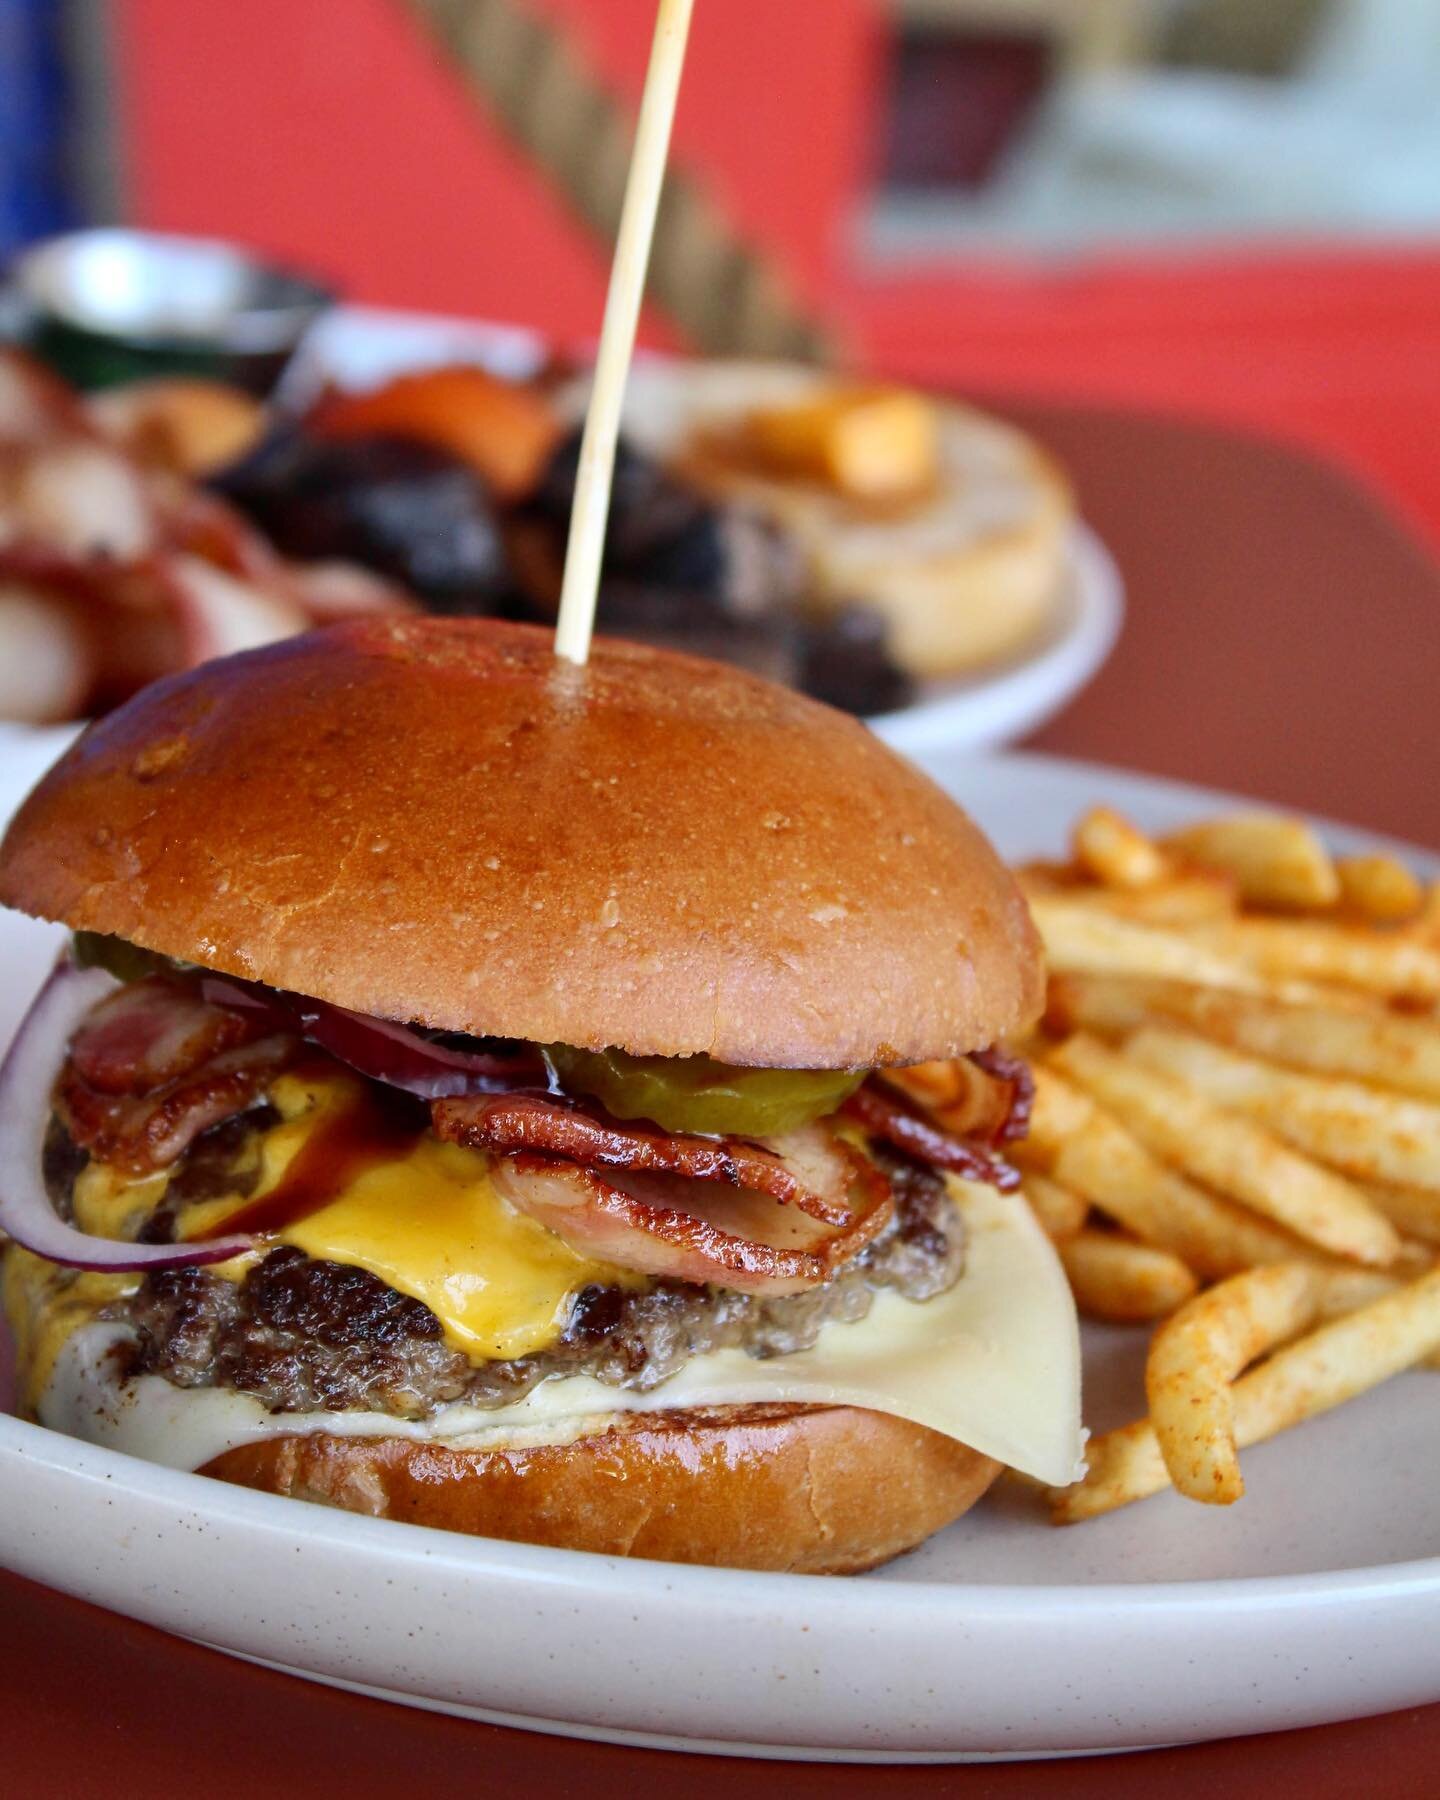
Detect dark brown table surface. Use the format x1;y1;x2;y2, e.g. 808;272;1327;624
3;406;1437;1796
1013;401;1440;850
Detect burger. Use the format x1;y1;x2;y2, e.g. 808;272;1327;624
0;616;1080;1572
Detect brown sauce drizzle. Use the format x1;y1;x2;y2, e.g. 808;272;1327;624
210;1068;428;1240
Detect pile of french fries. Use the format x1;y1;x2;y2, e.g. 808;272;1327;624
1014;807;1440;1523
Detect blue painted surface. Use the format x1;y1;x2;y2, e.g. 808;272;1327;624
0;0;79;259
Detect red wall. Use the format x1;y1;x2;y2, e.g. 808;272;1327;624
116;0;878;344
530;0;879;300
843;248;1440;553
116;0;1440;548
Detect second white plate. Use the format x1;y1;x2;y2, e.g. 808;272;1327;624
869;525;1122;757
292;305;1124;754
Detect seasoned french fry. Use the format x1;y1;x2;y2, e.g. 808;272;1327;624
1313;1265;1400;1319
1059;1229;1197;1323
1072;808;1169;890
1049;1033;1400;1266
1234;1263;1440;1439
1025;1065;1307;1278
1015;860;1082;897
1021;1173;1088;1241
1043;971;1180;1039
1146;1264;1324;1503
1391;1238;1437;1278
1128;1028;1440;1195
1034;878;1237;927
1188;918;1440;1003
1029;901;1271;992
1049;1417;1169;1524
1047;974;1440;1099
1311;1265;1440;1368
1032;900;1373;1007
1025;1061;1098;1148
1337;854;1424;924
1162;813;1339;910
1050;1127;1307;1279
1052;1267;1440;1522
1363;1182;1440;1247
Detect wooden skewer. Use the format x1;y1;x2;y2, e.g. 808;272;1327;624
553;0;696;667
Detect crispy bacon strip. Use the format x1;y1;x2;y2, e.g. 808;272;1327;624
281;559;410;621
843;1078;1022;1191
491;1153;892;1296
159;484;285;583
432;1092;865;1227
67;974;269;1097
0;348;410;720
0;438;157;561
56;1034;297;1175
0;347;94;444
885;1058;1005;1142
969;1047;1035;1145
883;1050;1034;1149
57;974;300;1174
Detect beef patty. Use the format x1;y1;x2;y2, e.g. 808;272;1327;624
48;1114;967;1420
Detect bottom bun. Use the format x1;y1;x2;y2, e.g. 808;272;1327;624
203;1403;1001;1573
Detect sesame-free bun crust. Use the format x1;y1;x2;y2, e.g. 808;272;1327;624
0;617;1041;1066
202;1404;1001;1573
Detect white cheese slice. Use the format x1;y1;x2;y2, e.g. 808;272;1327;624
39;1181;1085;1487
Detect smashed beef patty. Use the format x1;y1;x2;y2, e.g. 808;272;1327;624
107;1151;966;1419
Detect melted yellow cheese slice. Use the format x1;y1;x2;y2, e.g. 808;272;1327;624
256;1074;641;1360
9;1081;1085;1485
279;1134;631;1360
23;1069;641;1383
18;1178;1085;1486
71;1166;168;1242
2;1248;140;1410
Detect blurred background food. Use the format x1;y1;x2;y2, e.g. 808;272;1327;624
8;338;1046;722
597;359;1072;678
0;347;407;724
0;0;1436;726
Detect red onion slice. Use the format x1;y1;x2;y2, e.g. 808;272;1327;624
298;1001;544;1098
0;962;256;1272
199;974;544;1099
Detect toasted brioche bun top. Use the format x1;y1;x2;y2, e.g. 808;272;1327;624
0;618;1041;1066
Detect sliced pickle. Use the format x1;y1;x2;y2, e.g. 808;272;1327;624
71;931;175;983
545;1044;864;1138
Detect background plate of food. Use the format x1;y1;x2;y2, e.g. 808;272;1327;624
0;306;1121;748
1;713;1437;1764
290;305;1124;748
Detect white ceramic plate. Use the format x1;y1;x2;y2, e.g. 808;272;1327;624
2;747;1437;1763
290;305;1123;754
868;525;1122;758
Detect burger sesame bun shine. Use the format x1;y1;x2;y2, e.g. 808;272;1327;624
201;1404;1002;1574
0;617;1041;1067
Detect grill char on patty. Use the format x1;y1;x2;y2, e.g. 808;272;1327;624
104;1144;965;1419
